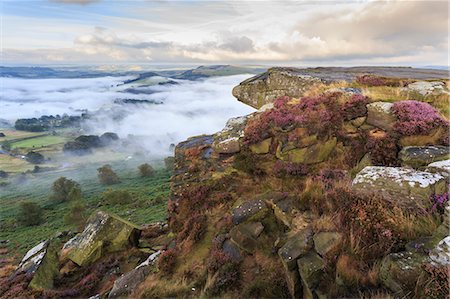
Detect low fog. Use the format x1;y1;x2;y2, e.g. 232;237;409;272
0;74;255;157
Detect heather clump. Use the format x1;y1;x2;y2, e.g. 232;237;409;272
273;160;309;177
341;94;369;120
391;100;448;136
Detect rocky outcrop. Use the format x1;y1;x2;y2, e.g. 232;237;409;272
61;211;141;266
232;68;322;109
403;81;449;97
366;102;396;131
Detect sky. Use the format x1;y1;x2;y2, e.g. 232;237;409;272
1;0;449;66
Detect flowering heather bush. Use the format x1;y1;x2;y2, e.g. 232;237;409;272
392;100;448;136
365;133;399;166
430;191;448;214
207;248;232;273
243;93;344;144
341;94;368;120
316;169;346;190
158;248;178;276
177;214;207;243
420;264;450;299
273;160;309;177
356;75;389;87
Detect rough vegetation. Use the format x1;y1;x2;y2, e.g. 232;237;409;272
1;68;449;298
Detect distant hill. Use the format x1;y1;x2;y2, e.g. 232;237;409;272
173;65;267;80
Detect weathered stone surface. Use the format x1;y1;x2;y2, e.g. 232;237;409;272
297;252;325;299
350;116;366;128
15;240;60;290
429;236;450;266
231;199;268;225
399;146;449;168
379;251;429;295
212;116;249;154
222;239;242;262
404;81;449;97
249;138;272;154
282;266;303;299
313;232;343;257
232;67;323;109
352;166;446;203
278;228;313;270
108;251;160;298
366;102;396;131
426;159;450;175
230;222;264;253
62;211;141;267
279;137;337;164
269;196;296;228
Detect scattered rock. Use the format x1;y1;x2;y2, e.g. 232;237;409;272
379;251;429;295
268;196;296;228
222;239;242;263
231;199;268;225
278;228;313;270
297;252;325;299
313;232;343;257
366;102;396;131
399;146;449;168
230;222;264;253
352;166;446;203
429;236;450;266
404;81;448;97
213;116;249;154
15;240;60;290
61;211;141;267
108;251;160;298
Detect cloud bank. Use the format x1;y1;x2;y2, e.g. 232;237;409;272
1;74;255;156
2;1;448;66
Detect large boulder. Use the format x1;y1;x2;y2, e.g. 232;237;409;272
366;102;396;131
277;137;337;164
313;232;343;257
426;159;450;175
15;240;60;290
229;222;264;253
232;67;322;109
61;211;141;267
399;146;449;168
352;166;446;203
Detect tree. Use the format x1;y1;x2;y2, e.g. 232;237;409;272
17;202;43;226
97;164;120;185
64;200;87;231
51;177;82;202
138;163;155;177
25;151;45;164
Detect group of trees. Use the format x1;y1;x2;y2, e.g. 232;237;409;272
16;162;158;228
15;114;83;132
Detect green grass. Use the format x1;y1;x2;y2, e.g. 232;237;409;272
0;154;34;173
0;159;171;260
10;135;67;149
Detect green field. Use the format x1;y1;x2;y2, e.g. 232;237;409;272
0;159;171;260
10;135;68;149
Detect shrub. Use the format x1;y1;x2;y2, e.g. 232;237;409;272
0;171;8;178
273;160;309;177
391;100;448;136
327;187;401;260
50;177;81;202
25;151;44;164
356;75;389;86
341;94;368;120
158;248;177;276
64;200;87;230
177;214;207;243
207;248;232;273
365;133;399;166
243;115;271;145
233;151;264;176
97;164;120;185
430;191;448;214
419;264;450;299
138;163;155;177
207;261;241;296
101;189;133;205
17;202;43;226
